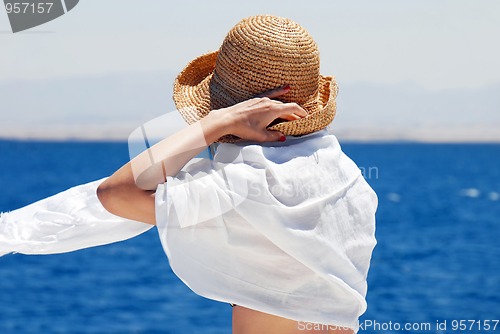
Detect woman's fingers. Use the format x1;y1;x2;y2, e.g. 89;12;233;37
255;85;308;121
240;96;304;119
250;98;307;123
220;89;309;142
274;102;308;121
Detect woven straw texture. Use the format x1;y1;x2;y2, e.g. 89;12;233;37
173;15;338;142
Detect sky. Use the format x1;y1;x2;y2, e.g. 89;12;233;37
0;0;499;141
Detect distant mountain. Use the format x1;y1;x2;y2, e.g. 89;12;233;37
331;80;500;141
334;80;500;126
0;73;498;141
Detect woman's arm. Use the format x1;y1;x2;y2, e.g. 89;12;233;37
97;87;306;225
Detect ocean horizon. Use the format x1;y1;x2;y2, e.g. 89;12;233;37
1;140;499;333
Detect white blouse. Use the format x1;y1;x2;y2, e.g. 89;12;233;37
0;130;377;332
155;130;377;331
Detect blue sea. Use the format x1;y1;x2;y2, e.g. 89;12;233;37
0;140;499;333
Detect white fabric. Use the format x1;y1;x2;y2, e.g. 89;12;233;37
155;130;377;331
0;178;153;256
0;130;377;331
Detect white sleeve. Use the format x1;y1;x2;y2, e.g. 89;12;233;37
0;178;153;256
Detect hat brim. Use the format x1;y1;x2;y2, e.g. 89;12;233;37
173;51;338;143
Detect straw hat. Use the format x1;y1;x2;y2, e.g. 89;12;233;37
173;15;338;142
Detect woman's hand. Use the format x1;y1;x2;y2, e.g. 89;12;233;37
203;85;307;142
97;85;305;225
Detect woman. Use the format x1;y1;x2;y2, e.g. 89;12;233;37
1;15;377;334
